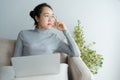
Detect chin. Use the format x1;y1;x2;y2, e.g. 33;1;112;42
47;26;52;29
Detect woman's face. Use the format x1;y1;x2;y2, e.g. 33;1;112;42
35;7;56;29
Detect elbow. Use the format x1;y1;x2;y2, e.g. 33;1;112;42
73;50;81;57
74;53;80;57
70;52;80;57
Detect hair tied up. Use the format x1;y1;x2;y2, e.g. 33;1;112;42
30;10;35;19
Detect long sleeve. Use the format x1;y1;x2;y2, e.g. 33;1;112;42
56;30;81;57
14;31;23;57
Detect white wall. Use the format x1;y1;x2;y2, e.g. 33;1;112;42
0;0;120;80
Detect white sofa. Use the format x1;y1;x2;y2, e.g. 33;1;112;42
0;38;94;80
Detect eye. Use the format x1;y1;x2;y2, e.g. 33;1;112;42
44;14;49;18
51;15;55;18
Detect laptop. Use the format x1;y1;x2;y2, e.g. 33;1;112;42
11;54;60;78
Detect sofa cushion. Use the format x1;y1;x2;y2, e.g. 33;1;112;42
0;63;68;80
0;66;15;80
0;39;15;66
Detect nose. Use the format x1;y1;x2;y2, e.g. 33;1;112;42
48;17;52;22
48;16;55;22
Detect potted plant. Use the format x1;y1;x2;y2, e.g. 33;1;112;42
73;20;103;74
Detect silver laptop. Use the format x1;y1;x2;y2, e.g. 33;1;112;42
11;54;60;78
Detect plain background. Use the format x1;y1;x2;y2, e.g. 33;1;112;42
0;0;120;80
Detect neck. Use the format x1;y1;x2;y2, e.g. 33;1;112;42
36;25;49;30
35;27;51;33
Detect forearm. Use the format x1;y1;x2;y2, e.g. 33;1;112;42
63;30;81;57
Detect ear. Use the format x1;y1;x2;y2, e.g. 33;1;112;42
35;16;39;22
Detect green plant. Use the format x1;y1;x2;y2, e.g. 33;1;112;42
73;20;103;74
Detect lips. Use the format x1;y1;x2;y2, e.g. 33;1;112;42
48;23;52;26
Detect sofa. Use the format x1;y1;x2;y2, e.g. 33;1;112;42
0;38;94;80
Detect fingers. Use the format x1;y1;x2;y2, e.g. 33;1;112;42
54;16;58;23
53;17;67;31
53;17;58;28
54;20;60;28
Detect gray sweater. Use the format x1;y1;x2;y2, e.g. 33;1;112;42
14;28;80;57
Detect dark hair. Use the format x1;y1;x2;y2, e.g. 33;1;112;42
29;3;53;28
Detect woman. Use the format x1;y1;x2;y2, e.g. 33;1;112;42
14;3;80;57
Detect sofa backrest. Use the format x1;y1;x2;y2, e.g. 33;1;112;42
0;38;68;66
0;39;16;66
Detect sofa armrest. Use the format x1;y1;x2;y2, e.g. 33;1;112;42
68;57;94;80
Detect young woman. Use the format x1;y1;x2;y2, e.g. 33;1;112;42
14;3;80;57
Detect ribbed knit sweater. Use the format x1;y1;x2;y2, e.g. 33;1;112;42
14;28;80;57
